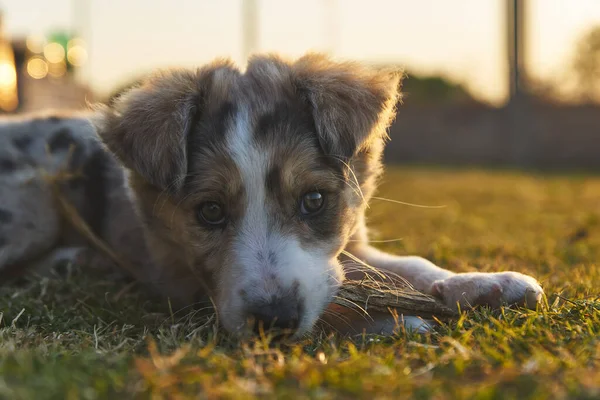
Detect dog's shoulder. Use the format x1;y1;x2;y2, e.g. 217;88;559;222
0;110;101;175
0;110;128;244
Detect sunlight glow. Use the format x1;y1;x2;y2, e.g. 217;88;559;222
4;0;600;104
0;42;18;112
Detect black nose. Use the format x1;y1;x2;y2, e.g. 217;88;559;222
247;299;301;334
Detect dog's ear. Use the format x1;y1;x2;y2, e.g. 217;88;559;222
292;54;402;158
91;69;207;193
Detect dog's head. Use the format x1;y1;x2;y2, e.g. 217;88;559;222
93;54;401;337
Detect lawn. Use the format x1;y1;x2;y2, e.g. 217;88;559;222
0;167;598;399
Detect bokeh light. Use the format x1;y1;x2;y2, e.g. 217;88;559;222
0;61;17;87
67;38;85;50
67;38;87;67
47;60;66;78
0;44;18;111
25;35;46;54
26;57;49;79
43;42;65;64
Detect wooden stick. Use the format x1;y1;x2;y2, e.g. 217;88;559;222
43;166;456;323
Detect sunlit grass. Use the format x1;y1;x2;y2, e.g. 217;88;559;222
0;167;598;399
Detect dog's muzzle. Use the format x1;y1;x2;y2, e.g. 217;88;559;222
245;295;303;334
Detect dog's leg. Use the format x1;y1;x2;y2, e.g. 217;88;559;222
346;243;544;311
25;246;88;275
0;169;62;281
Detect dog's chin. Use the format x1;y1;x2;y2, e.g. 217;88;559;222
293;301;332;340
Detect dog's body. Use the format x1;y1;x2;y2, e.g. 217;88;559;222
0;54;543;338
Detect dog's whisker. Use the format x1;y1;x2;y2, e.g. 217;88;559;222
370;196;447;209
326;155;366;204
347;238;404;243
341;250;388;280
331;176;363;200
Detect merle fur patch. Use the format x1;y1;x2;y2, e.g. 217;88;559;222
48;128;77;153
0;158;17;173
12;135;33;151
0;208;13;224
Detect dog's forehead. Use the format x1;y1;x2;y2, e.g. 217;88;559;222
184;58;331;199
194;59;320;163
201;57;296;112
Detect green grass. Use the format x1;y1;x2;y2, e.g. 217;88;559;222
1;167;598;399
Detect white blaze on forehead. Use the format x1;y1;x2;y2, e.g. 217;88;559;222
226;107;269;247
219;105;343;336
225;106;336;288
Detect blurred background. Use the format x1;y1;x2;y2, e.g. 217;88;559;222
0;0;599;170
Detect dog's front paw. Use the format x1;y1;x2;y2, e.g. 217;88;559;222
429;271;544;311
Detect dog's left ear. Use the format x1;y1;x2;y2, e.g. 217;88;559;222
293;54;402;158
89;69;207;193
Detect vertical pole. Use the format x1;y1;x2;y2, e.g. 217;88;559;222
516;0;526;95
506;0;530;165
507;0;517;101
242;0;259;62
71;0;92;83
507;0;526;102
324;0;338;55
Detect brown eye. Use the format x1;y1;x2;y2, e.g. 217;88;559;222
197;202;226;225
300;191;325;215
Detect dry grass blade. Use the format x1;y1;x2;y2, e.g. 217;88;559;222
1;166;596;398
41;165;457;327
41;167;139;279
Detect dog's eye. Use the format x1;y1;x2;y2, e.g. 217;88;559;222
197;202;226;225
300;191;325;216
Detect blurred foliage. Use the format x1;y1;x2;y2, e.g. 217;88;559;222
103;69;479;107
401;72;478;106
572;26;600;103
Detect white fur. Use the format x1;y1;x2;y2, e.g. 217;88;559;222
0;174;61;269
400;316;433;333
350;244;544;311
216;106;544;336
218;106;342;336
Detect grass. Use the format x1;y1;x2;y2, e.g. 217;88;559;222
0;167;598;399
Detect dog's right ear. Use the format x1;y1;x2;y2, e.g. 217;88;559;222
292;53;402;159
91;69;207;193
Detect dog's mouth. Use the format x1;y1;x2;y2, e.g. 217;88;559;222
207;278;342;340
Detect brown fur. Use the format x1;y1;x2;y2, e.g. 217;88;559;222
1;53;544;337
91;53;402;328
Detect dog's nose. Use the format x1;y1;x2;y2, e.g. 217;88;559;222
246;299;301;334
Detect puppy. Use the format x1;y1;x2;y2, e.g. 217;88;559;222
0;53;544;338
